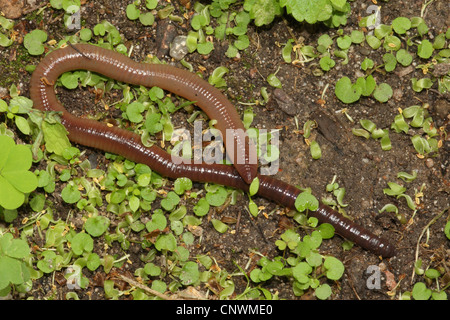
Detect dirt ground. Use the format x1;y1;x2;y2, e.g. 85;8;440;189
1;0;449;300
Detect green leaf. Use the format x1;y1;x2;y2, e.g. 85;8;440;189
211;219;228;233
335;76;361;104
23;30;47;55
208;66;229;88
318;223;335;239
146;211;167;232
282;39;294;62
282;0;332;24
180;261;199;285
197;41;214;55
383;182;406;196
309;140;321;159
412;282;431;300
155;233;177;251
193;197;210;217
174;177;192;195
126;101;145;123
383;35;401;51
383;53;397;72
445;221;450;240
323;256;344;280
315;283;332;300
139;12;155;26
397;171;417;182
417;40;434;59
0;233;30;259
205;186;228;207
411;135;431;155
161;191;180;211
396;49;413;66
373;83;393;103
248;0;281;26
234;35;249;50
361;58;374;71
336;35;351;50
267;73;282;88
411;78;433;92
0;136;38;210
317;34;333;53
249;177;260;196
391;114;409;134
0;256;29;290
392;17;411;34
355;76;376;97
70;232;94;255
350;30;364;44
85;216;110;237
126;3;140;20
292;262;312;283
366;35;381;49
374;24;392;39
42;121;71;156
319;55;335;71
294;191;319;212
61;183;81;204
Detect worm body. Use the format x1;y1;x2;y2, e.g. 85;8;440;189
29;44;395;257
30;44;257;184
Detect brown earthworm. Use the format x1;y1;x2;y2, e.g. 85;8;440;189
29;44;396;257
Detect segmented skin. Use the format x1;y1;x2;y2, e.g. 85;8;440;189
29;44;396;257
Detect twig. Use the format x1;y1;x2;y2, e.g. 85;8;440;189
411;206;449;284
118;274;173;300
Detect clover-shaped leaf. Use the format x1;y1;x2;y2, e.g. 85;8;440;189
23;29;47;55
0;135;38;210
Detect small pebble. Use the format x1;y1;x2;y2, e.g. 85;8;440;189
273;88;298;116
170;35;188;61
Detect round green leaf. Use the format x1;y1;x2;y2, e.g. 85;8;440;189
324;256;344;280
335;76;361;104
373;83;393;103
85;216;110;237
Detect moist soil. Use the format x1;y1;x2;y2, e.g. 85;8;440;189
0;0;449;300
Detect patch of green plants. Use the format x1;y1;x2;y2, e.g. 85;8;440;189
250;219;342;299
352;118;392;151
401;260;450;300
183;0;350;58
391;104;440;157
0;16;14;47
0;231;34;296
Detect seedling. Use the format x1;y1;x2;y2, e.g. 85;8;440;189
0;16;14;47
0;232;32;295
1;87;34;136
352;119;392;151
24;30;47;55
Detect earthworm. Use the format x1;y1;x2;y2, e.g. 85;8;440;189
30;43;257;184
29;43;396;257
